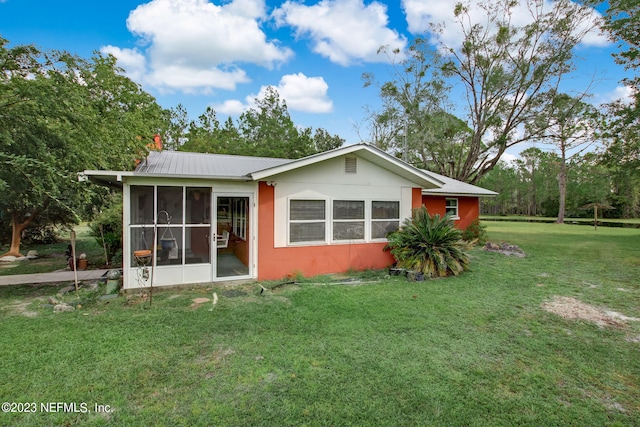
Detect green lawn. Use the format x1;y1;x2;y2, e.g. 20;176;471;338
0;222;639;426
481;214;640;225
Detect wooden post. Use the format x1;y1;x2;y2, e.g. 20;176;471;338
149;222;156;307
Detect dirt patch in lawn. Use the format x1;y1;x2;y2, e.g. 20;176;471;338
541;296;640;328
2;298;43;318
483;242;526;257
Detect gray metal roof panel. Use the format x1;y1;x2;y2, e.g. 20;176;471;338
421;170;498;196
135;151;293;178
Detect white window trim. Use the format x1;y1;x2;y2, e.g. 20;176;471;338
287;198;329;245
370;200;401;241
332;199;366;242
446;198;460;220
287;197;401;246
232;198;247;241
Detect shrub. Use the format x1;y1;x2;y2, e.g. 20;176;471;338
89;197;123;266
385;207;472;278
462;218;488;245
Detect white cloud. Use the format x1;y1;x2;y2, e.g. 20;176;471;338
597;85;636;106
273;0;407;66
146;64;249;94
100;45;147;82
214;73;333;114
263;73;333;113
214;99;247;115
402;0;609;50
500;151;518;164
104;0;293;93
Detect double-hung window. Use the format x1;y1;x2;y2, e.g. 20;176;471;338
445;198;459;218
289;200;326;243
333;200;365;241
371;201;400;239
288;198;401;244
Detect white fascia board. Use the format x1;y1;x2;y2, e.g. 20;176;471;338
422;189;499;197
250;143;444;189
82;170;134;187
83;170;252;184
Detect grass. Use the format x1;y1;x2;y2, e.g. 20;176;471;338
481;214;640;225
0;222;639;426
0;224;105;276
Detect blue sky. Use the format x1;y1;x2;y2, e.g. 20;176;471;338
0;0;631;160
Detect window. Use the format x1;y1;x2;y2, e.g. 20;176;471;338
446;198;459;218
233;198;248;240
289;200;326;243
333;200;365;240
287;198;402;244
371;201;400;239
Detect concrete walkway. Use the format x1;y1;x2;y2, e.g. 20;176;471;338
0;269;114;286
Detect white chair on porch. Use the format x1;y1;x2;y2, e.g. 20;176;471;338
217;230;230;249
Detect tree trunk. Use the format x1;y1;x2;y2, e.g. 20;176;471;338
531;168;537;216
2;202;48;258
557;147;567;224
4;213;29;257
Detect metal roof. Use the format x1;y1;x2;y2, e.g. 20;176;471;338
135;151;292;178
421;170;498;197
82;146;497;197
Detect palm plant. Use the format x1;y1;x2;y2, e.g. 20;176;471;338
385;207;472;278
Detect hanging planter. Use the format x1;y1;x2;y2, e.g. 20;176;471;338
160;238;175;251
161;237;179;260
134;249;152;266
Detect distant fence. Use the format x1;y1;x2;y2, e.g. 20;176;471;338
480;217;640;229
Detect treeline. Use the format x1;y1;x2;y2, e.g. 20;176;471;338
478;148;639;219
162;86;344;159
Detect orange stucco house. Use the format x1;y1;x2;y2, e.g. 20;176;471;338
85;144;496;289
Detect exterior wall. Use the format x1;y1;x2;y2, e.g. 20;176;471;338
270;155;419;248
256;154;425;280
456;196;480;229
412;188;423;210
422;195;446;217
422;195;480;230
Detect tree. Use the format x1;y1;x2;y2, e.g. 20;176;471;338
477;160;521;215
181;87;344;158
566;153;612;217
0;38;167;256
366;0;599;184
587;0;640;90
531;94;599;222
312;128;344;153
587;1;640;195
237;87;315;159
362;40;472;174
162;104;189;151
